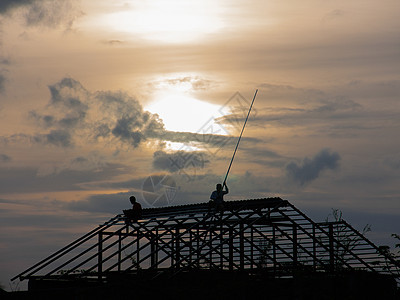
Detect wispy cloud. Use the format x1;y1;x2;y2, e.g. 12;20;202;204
152;150;210;172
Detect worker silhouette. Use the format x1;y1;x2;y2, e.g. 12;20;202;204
210;183;229;211
128;195;142;222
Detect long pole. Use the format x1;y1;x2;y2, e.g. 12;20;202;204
222;89;258;186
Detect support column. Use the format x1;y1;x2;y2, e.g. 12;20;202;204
293;225;298;268
229;227;233;271
151;232;157;268
98;232;103;281
329;223;334;272
240;223;244;270
220;222;223;269
272;225;276;275
136;232;140;270
312;224;316;271
250;227;254;270
118;232;121;272
175;228;180;269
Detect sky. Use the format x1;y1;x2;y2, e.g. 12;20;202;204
1;0;399;291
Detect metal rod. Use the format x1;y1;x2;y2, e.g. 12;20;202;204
223;89;258;186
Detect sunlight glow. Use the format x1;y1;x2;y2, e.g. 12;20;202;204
165;142;202;151
105;0;224;43
146;93;224;133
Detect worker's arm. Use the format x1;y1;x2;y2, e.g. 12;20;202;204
224;184;229;194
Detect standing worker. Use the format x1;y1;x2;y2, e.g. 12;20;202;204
210;183;229;211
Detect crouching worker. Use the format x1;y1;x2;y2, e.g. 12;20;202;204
124;195;142;223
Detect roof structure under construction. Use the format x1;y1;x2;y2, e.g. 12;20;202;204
11;197;400;299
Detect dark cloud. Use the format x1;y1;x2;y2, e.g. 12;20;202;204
0;57;9;93
29;111;55;128
161;130;261;149
312;96;362;113
153;150;209;173
226;83;362;128
286;149;341;186
30;78;165;149
111;117;145;147
45;129;72;147
65;192;130;214
29;77;263;151
0;153;11;162
258;83;325;103
0;0;34;14
30;78;89;142
0;0;83;31
0;163;132;194
94;91;165;147
0;73;6;93
94;124;111;139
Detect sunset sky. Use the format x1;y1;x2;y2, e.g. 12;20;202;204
1;0;399;290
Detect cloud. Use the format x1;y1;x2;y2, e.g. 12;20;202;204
0;154;11;162
161;130;261;149
0;0;83;30
150;75;215;91
286;149;341;186
44;129;72;147
29;77;263;152
0;58;10;94
0;73;6;93
323;9;346;22
312;96;362;113
65;192;130;214
103;40;124;46
0;162;132;194
152;150;210;173
30;77;89;133
0;0;34;14
29;77;165;149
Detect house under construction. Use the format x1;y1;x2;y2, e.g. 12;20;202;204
11;198;400;299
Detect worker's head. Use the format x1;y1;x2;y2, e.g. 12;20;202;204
129;196;136;204
216;183;222;191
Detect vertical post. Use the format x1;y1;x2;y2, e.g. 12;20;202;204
240;223;244;270
176;228;180;269
98;232;103;281
209;227;212;269
272;225;276;275
136;232;140;270
293;225;298;268
197;226;200;268
329;223;334;272
189;229;192;267
229;227;234;271
171;230;175;268
312;224;316;271
250;227;254;271
118;232;121;272
151;233;156;268
220;221;223;269
155;229;159;267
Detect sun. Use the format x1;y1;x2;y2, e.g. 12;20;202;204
104;0;224;43
146;92;223;133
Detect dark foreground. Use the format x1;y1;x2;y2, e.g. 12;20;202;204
4;269;399;300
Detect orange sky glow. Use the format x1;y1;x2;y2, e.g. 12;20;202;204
0;0;399;291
